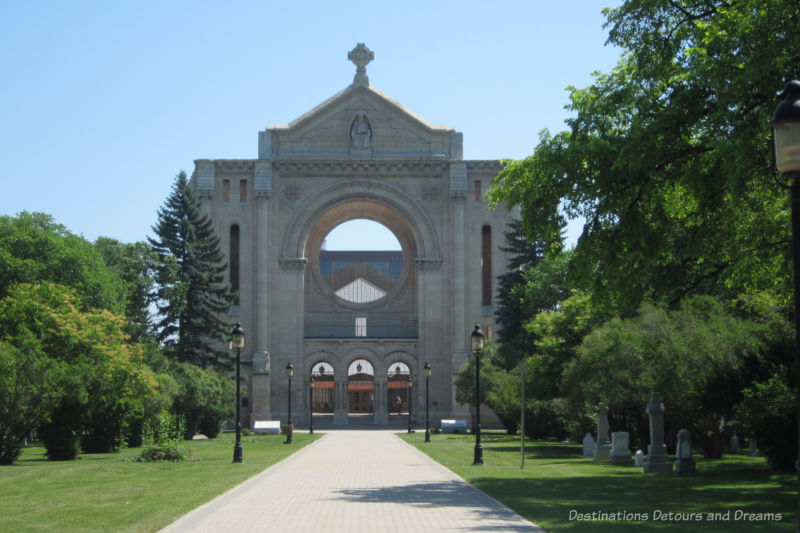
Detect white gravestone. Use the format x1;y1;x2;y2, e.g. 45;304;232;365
610;431;633;464
635;449;645;467
674;428;697;475
582;433;595;458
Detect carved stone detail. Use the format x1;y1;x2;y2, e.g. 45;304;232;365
422;184;440;202
196;190;213;200
415;257;443;270
348;43;374;86
279;257;308;271
283;183;301;202
349;112;372;150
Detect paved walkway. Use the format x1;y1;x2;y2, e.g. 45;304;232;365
161;430;544;532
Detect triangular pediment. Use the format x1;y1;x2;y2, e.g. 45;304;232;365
260;83;462;160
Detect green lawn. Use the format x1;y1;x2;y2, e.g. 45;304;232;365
399;432;795;532
0;433;321;533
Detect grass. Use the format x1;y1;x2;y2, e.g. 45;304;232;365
399;432;795;532
0;433;321;533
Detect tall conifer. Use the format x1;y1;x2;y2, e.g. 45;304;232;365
149;171;233;369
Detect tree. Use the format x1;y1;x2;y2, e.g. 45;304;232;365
493;219;546;369
95;238;159;343
0;282;156;459
562;296;765;458
170;362;234;439
487;0;800;314
149;172;234;368
0;212;125;312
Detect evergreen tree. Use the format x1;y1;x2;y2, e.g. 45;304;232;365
493;219;546;369
149;172;234;369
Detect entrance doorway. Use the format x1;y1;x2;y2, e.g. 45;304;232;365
347;359;374;415
311;362;334;414
388;362;411;415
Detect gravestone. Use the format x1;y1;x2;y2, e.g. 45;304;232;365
582;433;595;458
748;437;759;457
634;449;644;467
644;392;673;473
728;434;740;454
593;405;612;461
610;431;633;464
674;428;697;475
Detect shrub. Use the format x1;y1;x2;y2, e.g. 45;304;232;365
136;411;193;462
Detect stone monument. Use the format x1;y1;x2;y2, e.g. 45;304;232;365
593;405;612;461
610;431;633;464
644;392;673;473
674;428;697;475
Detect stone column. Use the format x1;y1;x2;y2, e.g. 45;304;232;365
248;351;272;427
449;162;469;420
593;405;612;461
374;377;388;425
333;377;347;425
644;392;673;473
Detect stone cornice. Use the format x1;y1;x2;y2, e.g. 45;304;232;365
213;161;256;175
276;161;448;179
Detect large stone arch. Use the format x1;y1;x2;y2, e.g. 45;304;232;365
280;180;441;262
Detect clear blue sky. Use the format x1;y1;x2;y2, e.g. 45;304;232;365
0;1;622;248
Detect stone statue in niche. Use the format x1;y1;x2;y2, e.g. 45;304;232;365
350;113;372;150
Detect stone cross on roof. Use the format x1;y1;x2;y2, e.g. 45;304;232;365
348;43;374;86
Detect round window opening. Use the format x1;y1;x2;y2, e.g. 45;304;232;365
319;219;403;304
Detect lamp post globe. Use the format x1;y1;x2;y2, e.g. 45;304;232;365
285;362;294;444
230;323;245;463
424;361;432;443
769;79;800;533
471;324;485;465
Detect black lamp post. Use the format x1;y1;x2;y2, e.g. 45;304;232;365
769;79;800;532
471;324;485;465
407;372;414;434
424;361;431;443
230;323;245;463
309;374;315;435
285;362;294;444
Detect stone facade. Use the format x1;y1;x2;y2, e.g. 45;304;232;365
190;44;512;428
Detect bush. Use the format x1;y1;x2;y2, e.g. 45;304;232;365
136;411;193;462
736;375;796;469
39;401;81;461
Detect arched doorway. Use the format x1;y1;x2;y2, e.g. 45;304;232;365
388;362;411;415
310;362;334;414
347;359;374;415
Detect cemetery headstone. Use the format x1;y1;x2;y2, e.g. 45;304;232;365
748;437;759;457
634;449;644;467
582;433;595;458
728;434;740;454
593;405;612;461
644;392;673;473
674;428;697;475
610;431;633;464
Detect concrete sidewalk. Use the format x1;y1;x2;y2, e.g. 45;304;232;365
160;430;544;532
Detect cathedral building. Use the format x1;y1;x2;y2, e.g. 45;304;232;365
191;44;512;428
